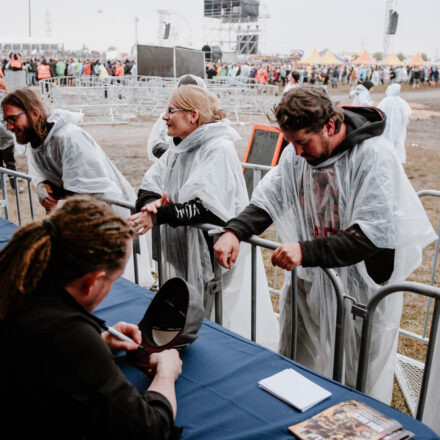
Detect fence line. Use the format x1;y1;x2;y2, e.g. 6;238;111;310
39;75;280;125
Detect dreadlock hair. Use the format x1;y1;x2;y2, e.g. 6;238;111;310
0;195;133;320
2;87;49;144
271;85;344;134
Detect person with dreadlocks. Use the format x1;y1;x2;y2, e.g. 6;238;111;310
0;196;182;439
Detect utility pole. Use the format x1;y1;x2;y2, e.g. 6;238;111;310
134;17;139;46
28;0;31;38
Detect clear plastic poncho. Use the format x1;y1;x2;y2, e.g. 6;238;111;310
378;84;412;164
251;137;436;403
350;84;373;106
140;121;279;349
26;109;154;287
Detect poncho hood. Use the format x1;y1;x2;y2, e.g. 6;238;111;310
169;121;240;154
386;83;401;97
36;110;82;150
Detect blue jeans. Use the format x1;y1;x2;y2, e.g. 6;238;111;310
27;72;37;86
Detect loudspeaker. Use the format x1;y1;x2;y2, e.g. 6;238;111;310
163;22;171;40
387;11;399;35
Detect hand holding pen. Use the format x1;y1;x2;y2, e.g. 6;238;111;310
101;321;144;354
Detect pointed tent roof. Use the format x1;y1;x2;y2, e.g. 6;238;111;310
320;49;343;65
383;53;404;66
300;48;322;65
351;50;376;65
407;53;426;66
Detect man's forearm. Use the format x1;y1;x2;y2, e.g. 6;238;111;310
300;224;382;268
224;204;273;241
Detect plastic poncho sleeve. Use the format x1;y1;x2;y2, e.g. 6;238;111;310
345;138;436;279
176;142;248;221
58;126;134;201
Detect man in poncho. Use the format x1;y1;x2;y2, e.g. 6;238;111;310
378;83;412;164
214;86;436;403
1;87;154;286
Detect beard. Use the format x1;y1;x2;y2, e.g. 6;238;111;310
303;133;332;166
14;126;37;145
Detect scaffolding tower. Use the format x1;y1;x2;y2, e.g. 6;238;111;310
203;0;269;55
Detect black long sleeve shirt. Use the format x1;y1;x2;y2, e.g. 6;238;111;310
0;283;180;439
225;204;395;284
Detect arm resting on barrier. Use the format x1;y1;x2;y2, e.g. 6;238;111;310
223;204;394;282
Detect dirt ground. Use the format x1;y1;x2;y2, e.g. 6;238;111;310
11;85;440;414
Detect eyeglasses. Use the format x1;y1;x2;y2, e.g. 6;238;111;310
2;111;26;125
167;107;184;115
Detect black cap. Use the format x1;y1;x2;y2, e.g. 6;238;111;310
128;278;204;369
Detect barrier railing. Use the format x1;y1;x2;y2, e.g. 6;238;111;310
150;220;346;382
39;75;280;125
0;166;35;226
356;282;440;420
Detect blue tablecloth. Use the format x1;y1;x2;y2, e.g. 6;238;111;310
1;216;438;439
95;277;439;440
0;217;18;250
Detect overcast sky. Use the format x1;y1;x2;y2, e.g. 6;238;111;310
1;0;439;59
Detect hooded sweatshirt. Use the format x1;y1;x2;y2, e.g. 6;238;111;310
225;106;396;283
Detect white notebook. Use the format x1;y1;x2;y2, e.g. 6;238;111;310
258;368;332;412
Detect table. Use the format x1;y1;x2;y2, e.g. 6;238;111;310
0;217;438;439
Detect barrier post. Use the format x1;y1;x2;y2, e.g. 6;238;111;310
356;282;440;420
251;244;257;341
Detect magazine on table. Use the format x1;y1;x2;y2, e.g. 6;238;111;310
288;399;414;440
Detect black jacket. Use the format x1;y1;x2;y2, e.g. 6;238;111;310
225;106;395;284
0;282;179;439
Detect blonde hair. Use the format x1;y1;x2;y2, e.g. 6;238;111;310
170;85;225;127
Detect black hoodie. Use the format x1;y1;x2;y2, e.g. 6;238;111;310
225;106;395;284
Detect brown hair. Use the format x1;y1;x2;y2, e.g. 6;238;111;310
271;85;344;134
170;85;225;127
2;87;49;143
0;195;133;320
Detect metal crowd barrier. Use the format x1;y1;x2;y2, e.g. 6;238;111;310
0;166;35;226
39;75;280;126
393;190;440;416
149;219;346;382
356;281;440;421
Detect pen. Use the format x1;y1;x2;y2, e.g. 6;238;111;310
103;324;148;352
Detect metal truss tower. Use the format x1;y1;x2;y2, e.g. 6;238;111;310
203;1;269;55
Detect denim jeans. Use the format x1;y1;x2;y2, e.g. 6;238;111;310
27;72;37;86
